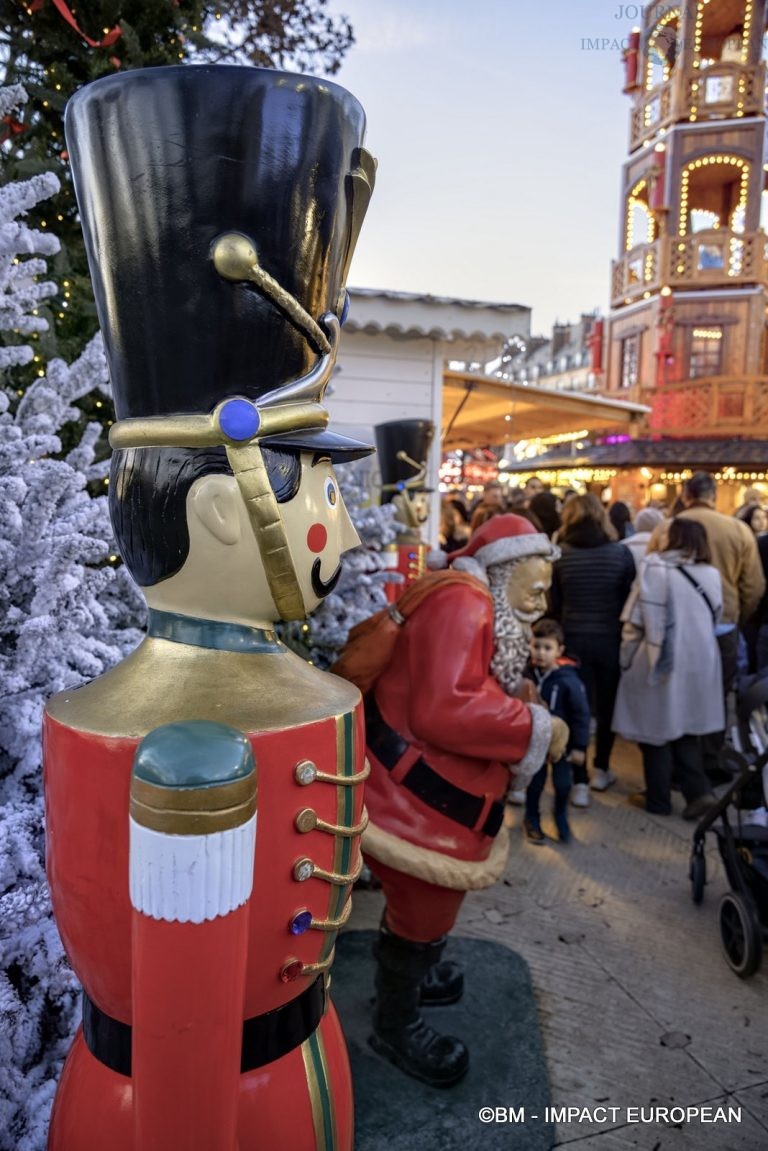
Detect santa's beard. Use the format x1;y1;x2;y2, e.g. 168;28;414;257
488;562;532;696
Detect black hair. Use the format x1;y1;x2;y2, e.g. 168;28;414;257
608;501;633;540
532;618;565;645
684;471;717;503
529;491;561;539
110;444;302;586
665;517;712;564
738;503;765;532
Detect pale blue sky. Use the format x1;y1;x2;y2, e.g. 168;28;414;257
327;0;634;336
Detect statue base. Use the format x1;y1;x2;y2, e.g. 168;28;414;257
333;932;553;1150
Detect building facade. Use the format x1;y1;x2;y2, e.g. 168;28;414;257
602;0;768;506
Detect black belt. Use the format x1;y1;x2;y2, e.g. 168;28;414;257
365;697;504;839
82;975;325;1078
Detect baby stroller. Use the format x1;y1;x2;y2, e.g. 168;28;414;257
689;676;768;978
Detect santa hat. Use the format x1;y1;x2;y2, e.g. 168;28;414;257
439;514;558;583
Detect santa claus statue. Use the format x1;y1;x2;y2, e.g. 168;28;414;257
334;514;567;1087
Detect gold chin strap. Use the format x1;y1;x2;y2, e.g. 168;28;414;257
224;439;307;621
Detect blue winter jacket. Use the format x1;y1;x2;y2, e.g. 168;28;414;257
530;662;591;755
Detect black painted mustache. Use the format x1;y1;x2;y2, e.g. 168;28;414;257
311;557;343;599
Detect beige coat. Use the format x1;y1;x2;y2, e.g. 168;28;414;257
677;504;765;625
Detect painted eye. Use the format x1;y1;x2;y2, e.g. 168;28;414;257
325;478;338;508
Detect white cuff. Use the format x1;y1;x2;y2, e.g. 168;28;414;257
129;813;256;923
510;703;551;789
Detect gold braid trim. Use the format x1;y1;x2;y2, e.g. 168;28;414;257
224;442;306;621
362;819;510;892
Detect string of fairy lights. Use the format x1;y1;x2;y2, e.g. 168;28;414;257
678;156;749;238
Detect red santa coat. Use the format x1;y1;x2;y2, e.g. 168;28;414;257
362;580;549;891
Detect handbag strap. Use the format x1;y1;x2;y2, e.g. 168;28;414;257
676;565;717;625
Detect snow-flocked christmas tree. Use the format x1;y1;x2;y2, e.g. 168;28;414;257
0;85;145;1151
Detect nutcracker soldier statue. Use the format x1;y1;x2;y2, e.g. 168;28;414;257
376;419;434;601
43;67;375;1150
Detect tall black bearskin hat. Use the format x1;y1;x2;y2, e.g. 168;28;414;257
376;419;434;505
65;65;375;460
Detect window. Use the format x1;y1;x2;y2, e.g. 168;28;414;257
620;333;640;389
689;327;723;378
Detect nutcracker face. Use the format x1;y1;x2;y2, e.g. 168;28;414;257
141;449;360;628
409;491;431;526
279;453;360;615
505;556;552;625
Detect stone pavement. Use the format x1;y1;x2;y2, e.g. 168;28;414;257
347;738;768;1150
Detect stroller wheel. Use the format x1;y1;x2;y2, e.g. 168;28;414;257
718;892;763;978
689;852;706;904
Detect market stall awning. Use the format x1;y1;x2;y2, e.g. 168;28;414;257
502;438;768;472
442;370;650;449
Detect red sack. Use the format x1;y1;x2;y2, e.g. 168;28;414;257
330;570;490;694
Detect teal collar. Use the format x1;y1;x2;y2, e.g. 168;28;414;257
148;609;284;654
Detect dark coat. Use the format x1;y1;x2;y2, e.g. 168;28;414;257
530;662;591;754
550;524;636;638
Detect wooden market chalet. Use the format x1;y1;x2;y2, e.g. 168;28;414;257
507;0;768;509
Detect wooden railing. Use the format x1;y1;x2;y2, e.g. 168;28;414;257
668;230;768;289
629;63;766;152
645;376;768;437
683;61;766;122
611;231;768;306
630;81;673;151
611;240;662;307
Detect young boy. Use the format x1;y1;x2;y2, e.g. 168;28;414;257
524;619;591;844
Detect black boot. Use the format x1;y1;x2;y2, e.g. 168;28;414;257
419;937;464;1006
370;926;469;1087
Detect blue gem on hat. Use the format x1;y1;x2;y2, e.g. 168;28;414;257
289;910;313;936
341;290;350;326
219;398;261;441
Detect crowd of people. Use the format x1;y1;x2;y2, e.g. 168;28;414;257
439;472;768;841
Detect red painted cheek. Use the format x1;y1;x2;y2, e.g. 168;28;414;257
307;523;328;553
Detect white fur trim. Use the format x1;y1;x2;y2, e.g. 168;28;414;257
451;555;488;582
510;703;552;789
362;819;510;891
129;813;256;923
474;533;558;570
426;549;448;570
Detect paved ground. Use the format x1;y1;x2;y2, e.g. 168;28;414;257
348;738;768;1150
